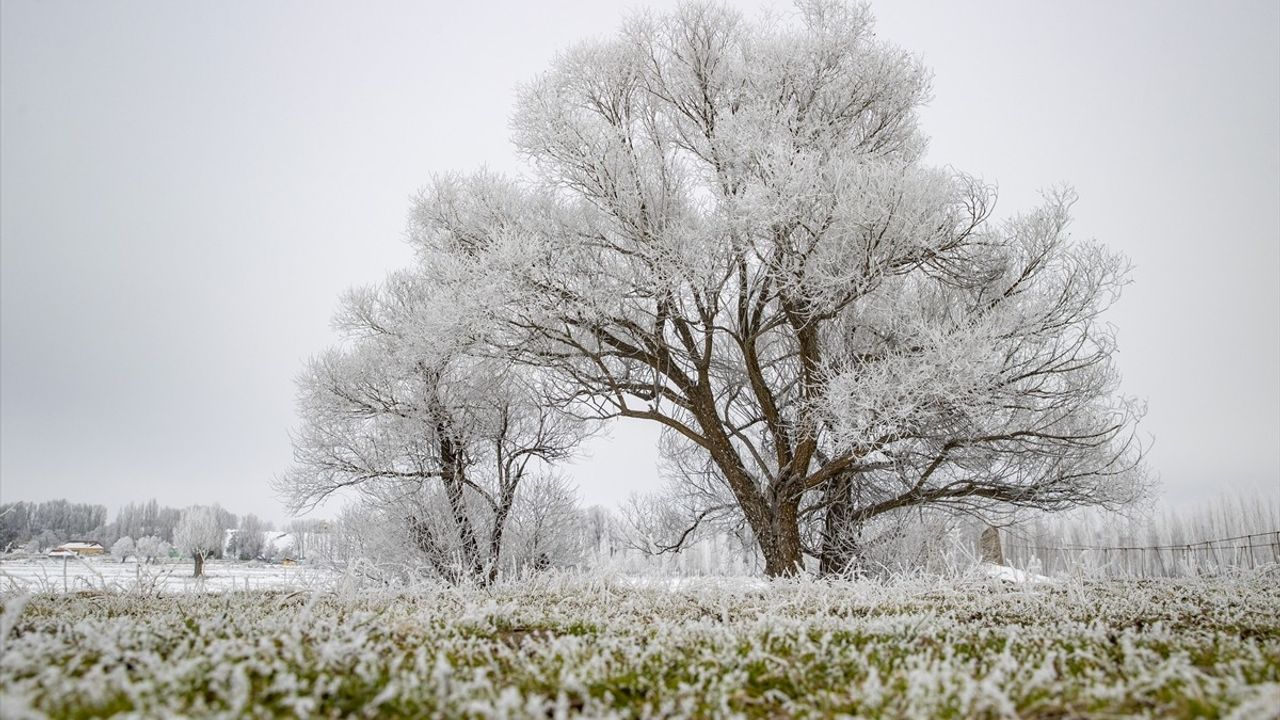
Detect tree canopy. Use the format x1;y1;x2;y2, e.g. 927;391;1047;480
288;0;1148;577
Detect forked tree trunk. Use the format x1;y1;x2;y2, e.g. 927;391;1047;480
690;390;807;577
436;420;484;583
443;470;483;580
700;465;806;577
484;487;516;586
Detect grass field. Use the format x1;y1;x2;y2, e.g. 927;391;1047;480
2;572;1278;718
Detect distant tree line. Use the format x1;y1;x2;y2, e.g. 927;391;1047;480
1;500;112;552
0;499;246;556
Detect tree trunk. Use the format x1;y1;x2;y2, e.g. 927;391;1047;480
485;527;503;586
437;422;484;582
760;531;803;576
700;463;805;576
193;551;204;578
689;390;805;577
757;499;805;577
819;472;858;576
485;489;515;586
443;468;483;580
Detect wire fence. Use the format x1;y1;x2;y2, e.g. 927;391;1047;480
1001;530;1280;578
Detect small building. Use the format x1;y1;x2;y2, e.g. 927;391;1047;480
50;541;105;557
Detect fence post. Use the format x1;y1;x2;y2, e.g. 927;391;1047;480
1208;540;1222;573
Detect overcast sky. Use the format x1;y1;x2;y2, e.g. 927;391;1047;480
2;0;1277;524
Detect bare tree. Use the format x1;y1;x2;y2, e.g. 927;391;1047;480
174;506;224;577
405;0;1148;575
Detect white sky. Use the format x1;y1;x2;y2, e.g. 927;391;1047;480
2;0;1277;524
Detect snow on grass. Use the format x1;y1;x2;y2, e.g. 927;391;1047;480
0;557;340;595
976;563;1053;584
2;570;1278;718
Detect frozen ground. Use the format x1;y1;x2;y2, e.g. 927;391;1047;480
2;570;1277;718
0;556;339;594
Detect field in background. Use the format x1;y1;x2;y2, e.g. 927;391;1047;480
995;494;1280;579
0;557;339;595
2;572;1278;718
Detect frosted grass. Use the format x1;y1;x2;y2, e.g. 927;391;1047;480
2;570;1277;718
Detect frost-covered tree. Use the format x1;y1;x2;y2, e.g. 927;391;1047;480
406;0;1148;575
229;514;267;561
1;500;108;548
110;536;134;563
330;500;411;581
583;505;623;559
114;499;183;543
174;506;224;577
280;272;585;584
505;474;585;571
0;503;32;551
135;535;170;564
